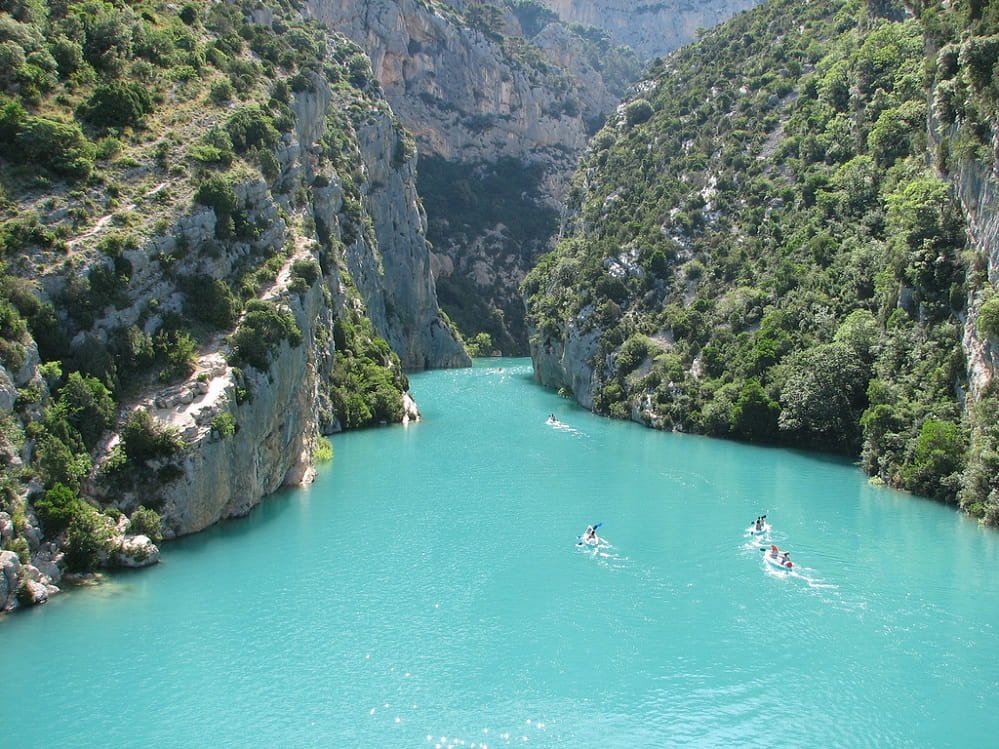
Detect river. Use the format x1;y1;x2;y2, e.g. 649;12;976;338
3;359;998;747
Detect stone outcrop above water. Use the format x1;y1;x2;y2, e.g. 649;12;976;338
116;535;160;568
531;316;600;410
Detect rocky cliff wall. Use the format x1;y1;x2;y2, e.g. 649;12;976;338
538;0;762;60
929;115;999;399
97;76;465;536
302;0;640;352
0;18;468;608
303;0;592;169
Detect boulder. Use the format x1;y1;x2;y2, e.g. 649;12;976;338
18;578;49;607
116;535;160;568
0;511;13;544
32;544;64;585
1;550;21;611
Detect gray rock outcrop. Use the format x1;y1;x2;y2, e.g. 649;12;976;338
0;550;20;612
116;535;160;568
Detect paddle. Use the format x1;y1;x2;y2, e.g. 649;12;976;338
576;522;603;545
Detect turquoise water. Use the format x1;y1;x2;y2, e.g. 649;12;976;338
4;358;999;748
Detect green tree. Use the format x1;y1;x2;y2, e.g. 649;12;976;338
58;371;115;450
778;343;869;451
902;419;966;500
33;482;84;536
78;80;153;129
64;508;113;572
731;379;779;442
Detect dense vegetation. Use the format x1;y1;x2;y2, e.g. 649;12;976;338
0;0;425;581
524;0;999;522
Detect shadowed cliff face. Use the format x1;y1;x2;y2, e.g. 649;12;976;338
302;0;641;353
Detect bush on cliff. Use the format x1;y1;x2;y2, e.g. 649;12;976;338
33;482;85;536
227;300;302;372
127;505;162;544
121;409;183;464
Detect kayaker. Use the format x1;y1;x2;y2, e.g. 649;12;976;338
582;525;598;544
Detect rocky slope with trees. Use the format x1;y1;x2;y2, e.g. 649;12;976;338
523;0;999;524
0;0;466;611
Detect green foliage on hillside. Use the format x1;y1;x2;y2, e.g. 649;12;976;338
227;299;302;372
0;0;421;572
329;307;409;429
524;0;998;519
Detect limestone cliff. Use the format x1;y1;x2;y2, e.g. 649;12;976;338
303;0;641;353
538;0;762;60
0;4;465;610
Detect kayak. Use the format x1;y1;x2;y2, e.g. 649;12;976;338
747;522;771;536
763;547;793;570
577;533;603;547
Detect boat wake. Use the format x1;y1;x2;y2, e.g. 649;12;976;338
575;539;631;571
546;417;585;437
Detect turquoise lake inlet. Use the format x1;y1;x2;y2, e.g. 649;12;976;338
3;359;998;748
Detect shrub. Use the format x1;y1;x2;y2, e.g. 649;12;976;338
313;436;333;462
209;78;233;104
33;482;84;536
78;80;153;129
180;275;240;328
210;411;237;438
977;296;999;338
153;328;197;381
58;371;116;450
225;105;278;153
290;259;320;288
466;332;493;357
49;35;84;77
624;99;654;127
121;409;184;463
127;505;162;543
228;300;301;371
64;508;113;572
194;173;239;215
0;95;26;143
33;431;91;491
14;116;95;179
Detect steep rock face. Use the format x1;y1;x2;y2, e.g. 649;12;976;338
942;144;999;396
353;112;469;369
303;0;640;352
105;78;465;536
304;0;592;166
531;315;600;410
539;0;762;60
148;280;327;536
